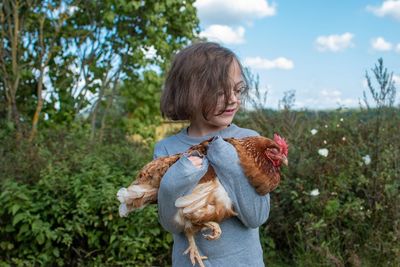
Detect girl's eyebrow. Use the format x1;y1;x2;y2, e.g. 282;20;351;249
234;81;245;86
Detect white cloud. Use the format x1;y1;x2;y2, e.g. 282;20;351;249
393;74;400;85
243;56;294;70
396;43;400;53
320;89;342;97
315;33;354;52
195;0;276;26
367;0;400;21
199;25;245;44
371;37;393;51
362;78;369;89
300;89;359;109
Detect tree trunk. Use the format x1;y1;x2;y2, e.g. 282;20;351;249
29;74;44;141
99;76;119;142
90;86;105;141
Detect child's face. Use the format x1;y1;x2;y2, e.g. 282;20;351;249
193;60;243;131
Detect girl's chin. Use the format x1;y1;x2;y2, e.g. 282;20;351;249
214;116;235;126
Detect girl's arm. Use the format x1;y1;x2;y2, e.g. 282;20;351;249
206;136;270;228
154;145;209;234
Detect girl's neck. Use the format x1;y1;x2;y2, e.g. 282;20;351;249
187;123;230;137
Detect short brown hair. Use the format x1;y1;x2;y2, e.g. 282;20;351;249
160;42;248;121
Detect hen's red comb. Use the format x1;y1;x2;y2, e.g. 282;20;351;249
274;134;288;156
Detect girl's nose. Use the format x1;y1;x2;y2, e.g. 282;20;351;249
229;91;239;103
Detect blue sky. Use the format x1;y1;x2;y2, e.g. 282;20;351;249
194;0;400;110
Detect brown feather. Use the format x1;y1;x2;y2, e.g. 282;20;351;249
118;135;288;267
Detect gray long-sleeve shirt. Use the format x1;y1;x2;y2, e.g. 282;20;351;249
154;124;270;267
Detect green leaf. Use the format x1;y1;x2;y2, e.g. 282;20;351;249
53;248;60;257
104;11;115;23
12;213;26;226
110;234;116;244
18;224;29;236
11;204;20;215
36;233;45;245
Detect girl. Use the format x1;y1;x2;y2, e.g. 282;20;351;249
154;42;270;267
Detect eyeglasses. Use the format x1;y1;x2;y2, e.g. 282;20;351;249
217;84;247;100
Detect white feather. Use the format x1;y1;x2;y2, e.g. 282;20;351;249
117;185;157;204
119;204;129;217
214;180;233;208
117;188;129;203
175;181;214;208
182;198;208;214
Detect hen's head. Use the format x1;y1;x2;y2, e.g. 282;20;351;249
264;134;288;168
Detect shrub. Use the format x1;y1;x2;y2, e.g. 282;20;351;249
0;126;172;266
236;108;400;266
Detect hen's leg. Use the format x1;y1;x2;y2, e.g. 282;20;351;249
201;222;221;240
184;232;207;267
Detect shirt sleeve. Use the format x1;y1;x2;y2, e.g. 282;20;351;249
154;143;210;234
206;136;270;228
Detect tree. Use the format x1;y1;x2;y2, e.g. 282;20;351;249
0;0;199;141
0;0;34;135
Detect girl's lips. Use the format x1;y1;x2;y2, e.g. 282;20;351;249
223;108;236;114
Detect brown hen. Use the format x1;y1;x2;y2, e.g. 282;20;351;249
117;134;288;267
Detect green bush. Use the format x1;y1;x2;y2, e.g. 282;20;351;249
1;107;399;266
0;126;172;266
236;107;400;266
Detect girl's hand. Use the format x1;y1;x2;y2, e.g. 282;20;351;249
188;156;203;169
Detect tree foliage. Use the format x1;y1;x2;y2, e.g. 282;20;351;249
0;0;199;140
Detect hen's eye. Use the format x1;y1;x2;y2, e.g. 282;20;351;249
269;148;279;154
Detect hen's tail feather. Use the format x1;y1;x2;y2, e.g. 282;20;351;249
116;185;158;217
119;203;129;217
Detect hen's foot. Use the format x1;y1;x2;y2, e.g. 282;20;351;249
183;236;207;267
201;221;221;240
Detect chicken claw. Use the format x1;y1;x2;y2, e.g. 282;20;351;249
201;222;221;240
184;234;207;267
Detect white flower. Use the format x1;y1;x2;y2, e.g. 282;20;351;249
323;140;327;144
342;136;346;141
318;148;329;157
311;129;318;135
340;118;344;122
325;125;328;128
336;124;340;127
362;155;371;165
310;189;320;196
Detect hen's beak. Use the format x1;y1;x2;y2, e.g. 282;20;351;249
282;155;288;166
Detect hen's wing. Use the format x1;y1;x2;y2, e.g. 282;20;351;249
225;136;283;195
